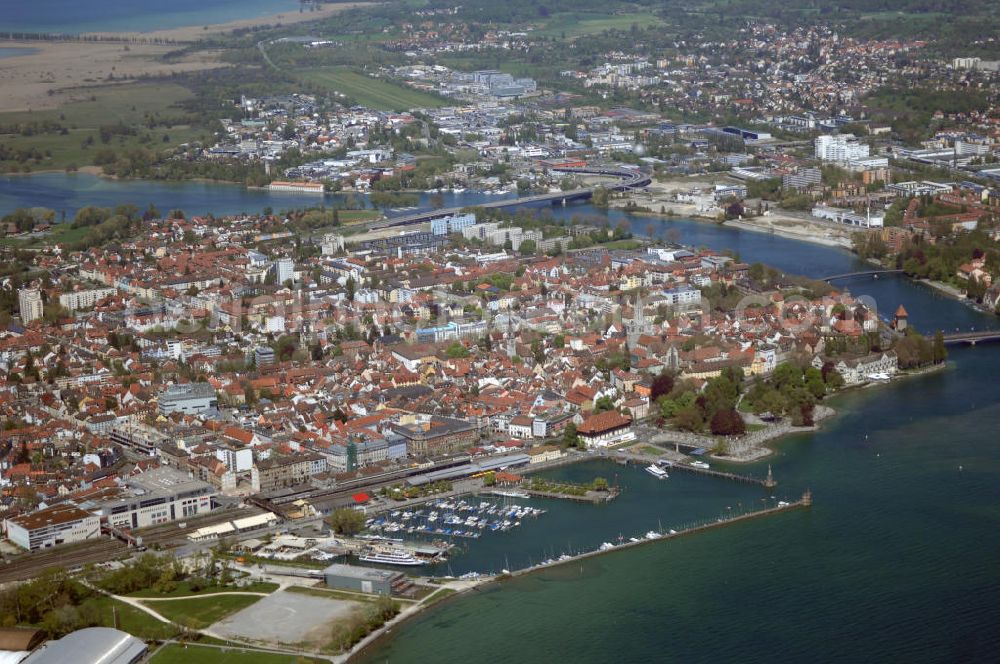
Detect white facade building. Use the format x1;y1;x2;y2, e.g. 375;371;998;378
274;258;295;285
18;287;43;324
815;134;870;163
812;205;884;228
59;287;117;311
431;213;477;236
4;504;101;551
93;467;217;530
662;285;702;306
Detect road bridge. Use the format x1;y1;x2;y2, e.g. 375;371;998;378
368;166;650;231
942;330;1000;346
822;269;904;282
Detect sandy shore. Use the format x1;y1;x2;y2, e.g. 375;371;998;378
916;278;967;301
614;184;855;250
723;217;854;249
87;3;375;43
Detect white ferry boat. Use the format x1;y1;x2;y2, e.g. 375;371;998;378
491;489;530;499
358;547;427;566
645;464;669;480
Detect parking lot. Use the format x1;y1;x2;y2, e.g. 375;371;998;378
211;589;361;647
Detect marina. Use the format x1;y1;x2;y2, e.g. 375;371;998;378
355;459;784;577
364;497;546;543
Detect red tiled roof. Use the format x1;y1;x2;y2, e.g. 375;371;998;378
577;410;631;435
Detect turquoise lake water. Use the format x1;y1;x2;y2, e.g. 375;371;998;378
360;344;1000;663
5;0;310;34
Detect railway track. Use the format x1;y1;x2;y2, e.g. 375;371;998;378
135;507;265;547
0;538;129;585
0;508;264;586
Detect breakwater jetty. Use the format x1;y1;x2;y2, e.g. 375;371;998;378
506;490;812;579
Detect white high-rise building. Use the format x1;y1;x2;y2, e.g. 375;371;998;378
18;288;43;325
274;258;295;285
815;134;870;163
320;233;346;256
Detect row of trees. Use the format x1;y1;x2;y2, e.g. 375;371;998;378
894;329;947;369
0;552;240;638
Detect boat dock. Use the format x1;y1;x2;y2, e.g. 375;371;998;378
612;452;777;488
521;487;620;503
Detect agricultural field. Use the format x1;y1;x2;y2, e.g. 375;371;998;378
299;67;448;111
535;12;666;38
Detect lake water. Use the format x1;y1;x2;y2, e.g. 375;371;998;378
0;48;40;59
4;172;1000;662
411;460;778;577
361;341;1000;663
5;0;309;34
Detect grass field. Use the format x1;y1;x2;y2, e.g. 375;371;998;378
85;596;180;640
536;12;666;38
299;68;447;111
0;83;208;172
143;594;265;629
129;581;279;599
149;643;324;664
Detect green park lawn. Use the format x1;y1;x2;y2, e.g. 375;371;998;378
129;581;279;599
82;595;180;640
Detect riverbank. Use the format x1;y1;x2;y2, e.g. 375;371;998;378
723;216;854;249
611;192;854;250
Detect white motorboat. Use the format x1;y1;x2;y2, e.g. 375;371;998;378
645;464;669;479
